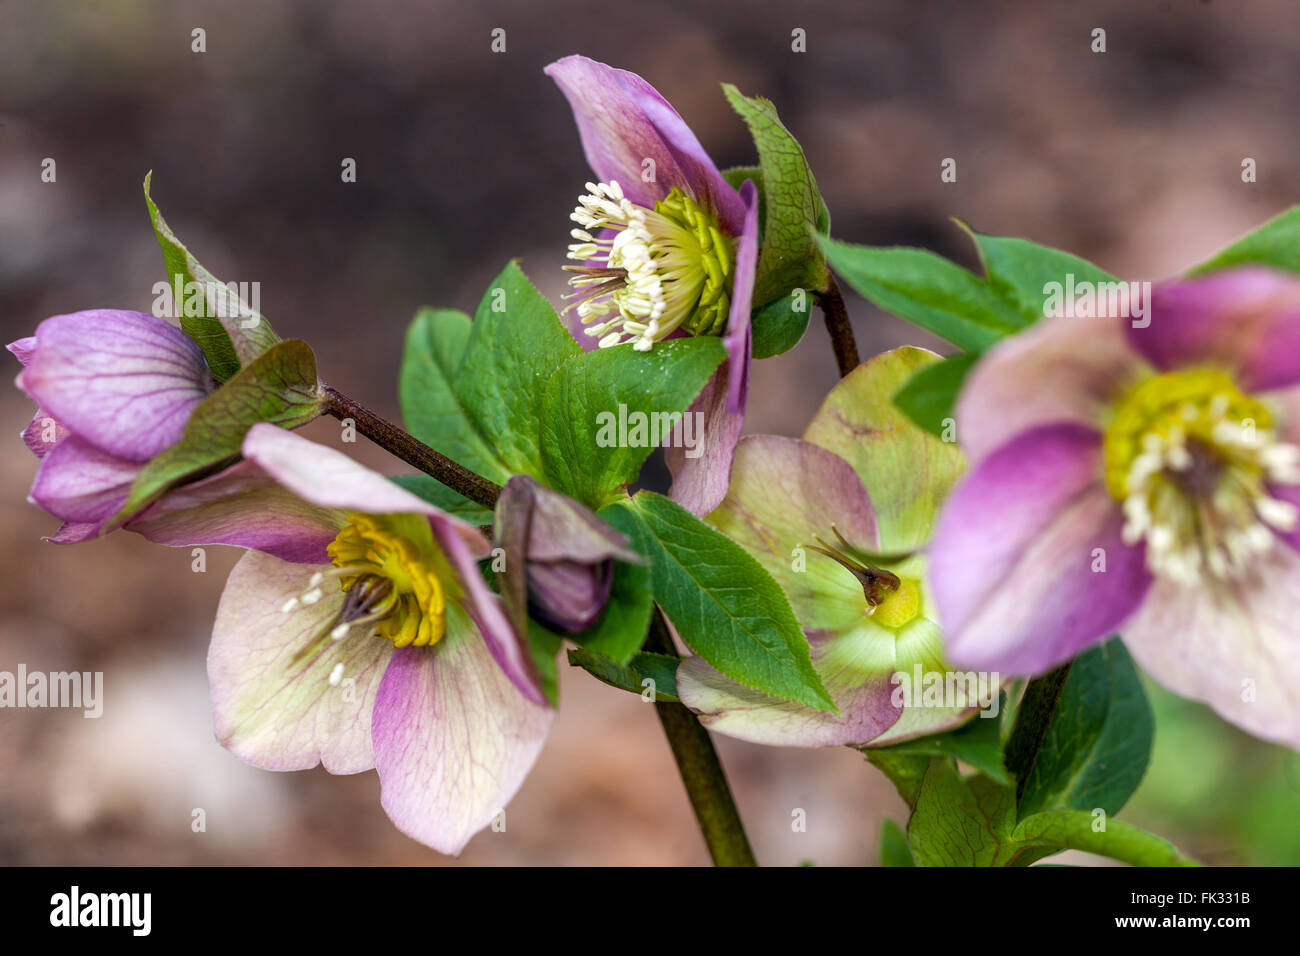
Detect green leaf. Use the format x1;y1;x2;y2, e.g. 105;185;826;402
907;759;1026;866
866;751;933;808
389;474;493;526
907;758;1197;867
871;699;1010;785
398;307;510;483
567;648;680;702
891;352;977;437
111;339;321;525
1005;638;1154;820
751;289;813;359
525;619;565;707
878;819;916;867
959;224;1118;326
539;338;724;510
723;85;829;306
624;492;835;712
453;262;582;480
1188;206;1300;275
144;171;279;383
819;236;1023;352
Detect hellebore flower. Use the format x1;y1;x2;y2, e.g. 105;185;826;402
129;423;552;853
546;54;760;515
494;474;640;633
8;309;214;542
676;348;982;746
930;267;1300;747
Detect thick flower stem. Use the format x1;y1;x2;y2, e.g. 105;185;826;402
318;382;502;509
645;609;758;867
818;275;859;378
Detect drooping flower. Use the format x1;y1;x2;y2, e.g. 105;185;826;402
8;309;214;542
546;54;760;515
930;266;1300;748
676;348;983;747
493;474;641;633
129;423;552;854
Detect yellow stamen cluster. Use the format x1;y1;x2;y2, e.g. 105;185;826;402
564;181;734;350
1103;368;1300;585
326;514;447;648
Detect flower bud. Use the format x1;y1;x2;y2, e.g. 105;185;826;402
494;475;640;633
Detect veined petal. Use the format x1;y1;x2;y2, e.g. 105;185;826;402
7;335;37;367
705;435;879;630
209;550;394;774
371;606;553;855
46;521;105;544
126;458;342;563
29;435;138;528
956;311;1148;465
242;424;545;705
931;423;1152;675
18;309;212;461
804;347;966;552
1122;544;1300;749
678;621;901;748
20;408;66;459
241;424;487;556
664;365;744;517
1130;268;1300;393
544;55;746;234
722;179;759;414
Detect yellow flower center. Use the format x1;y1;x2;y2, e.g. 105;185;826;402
1103;368;1300;584
325;514;447;648
872;578;921;629
563;181;734;350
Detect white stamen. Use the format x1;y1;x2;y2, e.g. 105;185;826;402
328;663;345;686
330;623;350;641
300;588;323;605
281;597;300;614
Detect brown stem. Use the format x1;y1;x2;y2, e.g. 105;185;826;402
817;274;859;377
644;609;758;867
318;382;501;509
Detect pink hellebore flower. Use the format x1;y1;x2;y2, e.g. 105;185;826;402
130;424;552;854
8;309;214;542
546;54;760;515
677;348;980;746
930;267;1300;748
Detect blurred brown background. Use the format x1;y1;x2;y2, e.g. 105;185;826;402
2;0;1299;865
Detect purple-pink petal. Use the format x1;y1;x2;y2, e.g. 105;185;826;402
371;636;552;855
28;435;138;528
664;367;745;517
126;458;342;563
722;178;759;415
544;55;746;234
930;423;1152;675
20;409;66;459
1130;268;1300;393
17;309;213;461
7;336;37;367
